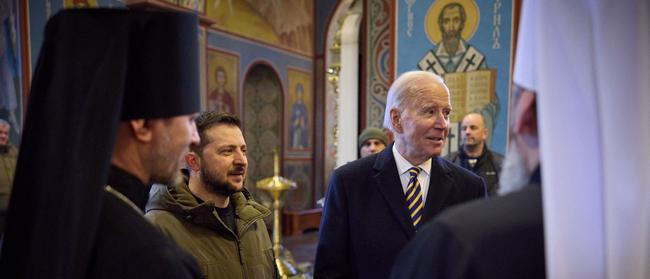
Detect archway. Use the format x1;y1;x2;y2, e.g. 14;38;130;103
242;63;283;202
323;0;362;187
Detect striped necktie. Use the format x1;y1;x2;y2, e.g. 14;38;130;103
406;167;424;229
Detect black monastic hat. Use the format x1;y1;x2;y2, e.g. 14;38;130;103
0;9;199;278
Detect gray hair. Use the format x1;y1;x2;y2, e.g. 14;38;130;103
0;119;10;129
382;71;448;132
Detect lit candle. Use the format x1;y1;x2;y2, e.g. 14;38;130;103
273;148;279;176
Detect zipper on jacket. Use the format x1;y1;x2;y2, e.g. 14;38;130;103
237;239;245;265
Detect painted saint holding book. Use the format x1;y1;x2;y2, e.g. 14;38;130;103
417;0;498;148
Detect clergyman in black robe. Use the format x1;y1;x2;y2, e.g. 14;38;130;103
0;9;205;278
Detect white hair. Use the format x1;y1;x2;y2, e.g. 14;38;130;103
498;140;530;195
382;71;447;132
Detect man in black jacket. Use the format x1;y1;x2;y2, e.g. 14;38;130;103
315;71;486;279
390;81;544;278
445;113;504;196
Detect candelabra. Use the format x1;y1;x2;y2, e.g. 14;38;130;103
256;150;308;278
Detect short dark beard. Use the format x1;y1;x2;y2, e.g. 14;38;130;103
442;35;461;56
200;162;242;197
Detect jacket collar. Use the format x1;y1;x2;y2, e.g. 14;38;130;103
459;144;490;159
146;170;270;235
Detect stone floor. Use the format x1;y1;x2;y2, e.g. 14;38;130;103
283;230;319;263
281;230;319;275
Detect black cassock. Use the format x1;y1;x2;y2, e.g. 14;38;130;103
86;166;200;278
0;9;201;278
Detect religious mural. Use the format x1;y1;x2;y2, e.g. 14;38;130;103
284;160;312;210
206;48;239;115
396;0;513;155
206;0;313;56
181;0;204;12
365;0;391;129
243;64;282;204
287;68;311;152
1;0;23;145
63;0;98;8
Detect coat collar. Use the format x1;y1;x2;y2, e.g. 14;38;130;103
422;157;454;222
146;171;270;236
371;144;454;238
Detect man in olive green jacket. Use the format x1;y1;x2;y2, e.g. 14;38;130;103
145;112;276;279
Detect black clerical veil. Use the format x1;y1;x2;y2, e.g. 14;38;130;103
0;9;199;278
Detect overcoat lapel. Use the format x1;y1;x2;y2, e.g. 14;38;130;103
373;145;416;238
422;157;453;222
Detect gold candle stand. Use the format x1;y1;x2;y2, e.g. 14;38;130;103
256;150;307;278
